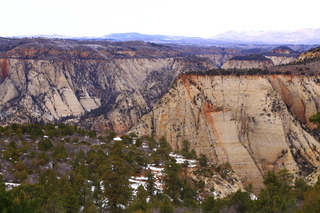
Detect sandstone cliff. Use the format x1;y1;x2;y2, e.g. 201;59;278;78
0;38;243;132
0;57;216;132
131;74;320;192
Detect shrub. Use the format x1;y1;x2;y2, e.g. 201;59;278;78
38;138;53;151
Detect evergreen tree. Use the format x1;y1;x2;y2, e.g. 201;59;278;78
229;190;254;213
101;155;132;212
44;192;66;213
62;181;80;213
159;196;174;213
157;136;172;159
198;154;209;167
132;185;149;212
38;138;53;151
256;169;296;213
163;159;183;204
146;169;156;196
309;112;320;128
301;184;320;212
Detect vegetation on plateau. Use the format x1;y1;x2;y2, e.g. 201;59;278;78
185;68;295;76
0;123;320;212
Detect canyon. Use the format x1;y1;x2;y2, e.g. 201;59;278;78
1;37;320;193
0;38;241;133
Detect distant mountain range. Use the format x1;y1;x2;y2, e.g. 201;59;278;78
210;28;320;45
15;28;320;45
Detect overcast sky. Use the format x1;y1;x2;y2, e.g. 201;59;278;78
1;0;319;38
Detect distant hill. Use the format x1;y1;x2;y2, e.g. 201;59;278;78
11;29;320;46
211;28;320;44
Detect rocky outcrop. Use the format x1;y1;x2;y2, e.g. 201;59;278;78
264;56;297;66
222;47;300;69
221;54;274;69
221;59;274;69
195;54;235;68
264;46;299;66
131;74;320;193
298;46;320;62
270;46;294;54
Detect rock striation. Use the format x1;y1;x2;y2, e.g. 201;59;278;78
131;74;320;193
0;38;242;132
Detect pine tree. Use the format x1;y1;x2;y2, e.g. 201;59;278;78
101;155;132;212
63;181;80;213
163;159;183;204
256;169;296;213
146;169;155;196
159;196;174;213
132;185;149;212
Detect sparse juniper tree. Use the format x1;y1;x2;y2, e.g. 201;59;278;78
198;153;209;167
309;112;320;128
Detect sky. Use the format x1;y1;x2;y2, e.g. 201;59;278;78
1;0;319;38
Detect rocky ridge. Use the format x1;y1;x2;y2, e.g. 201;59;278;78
130;74;320;193
298;46;320;62
221;46;300;69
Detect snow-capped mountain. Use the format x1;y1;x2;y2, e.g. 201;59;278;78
211;28;320;44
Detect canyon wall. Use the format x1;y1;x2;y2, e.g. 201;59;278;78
221;59;274;69
0;38;248;132
131;74;320;192
0;57;216;132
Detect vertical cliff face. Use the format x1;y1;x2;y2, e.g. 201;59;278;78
1;38;249;132
0;56;216;132
131;74;320;192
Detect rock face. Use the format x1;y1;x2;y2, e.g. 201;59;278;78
131;74;320;193
264;56;297;66
0;38;243;132
221;54;274;69
221;59;274;69
0;57;216;132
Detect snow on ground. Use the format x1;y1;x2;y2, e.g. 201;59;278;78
250;193;258;200
169;153;197;167
129;164;164;194
129;152;198;195
5;182;20;190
